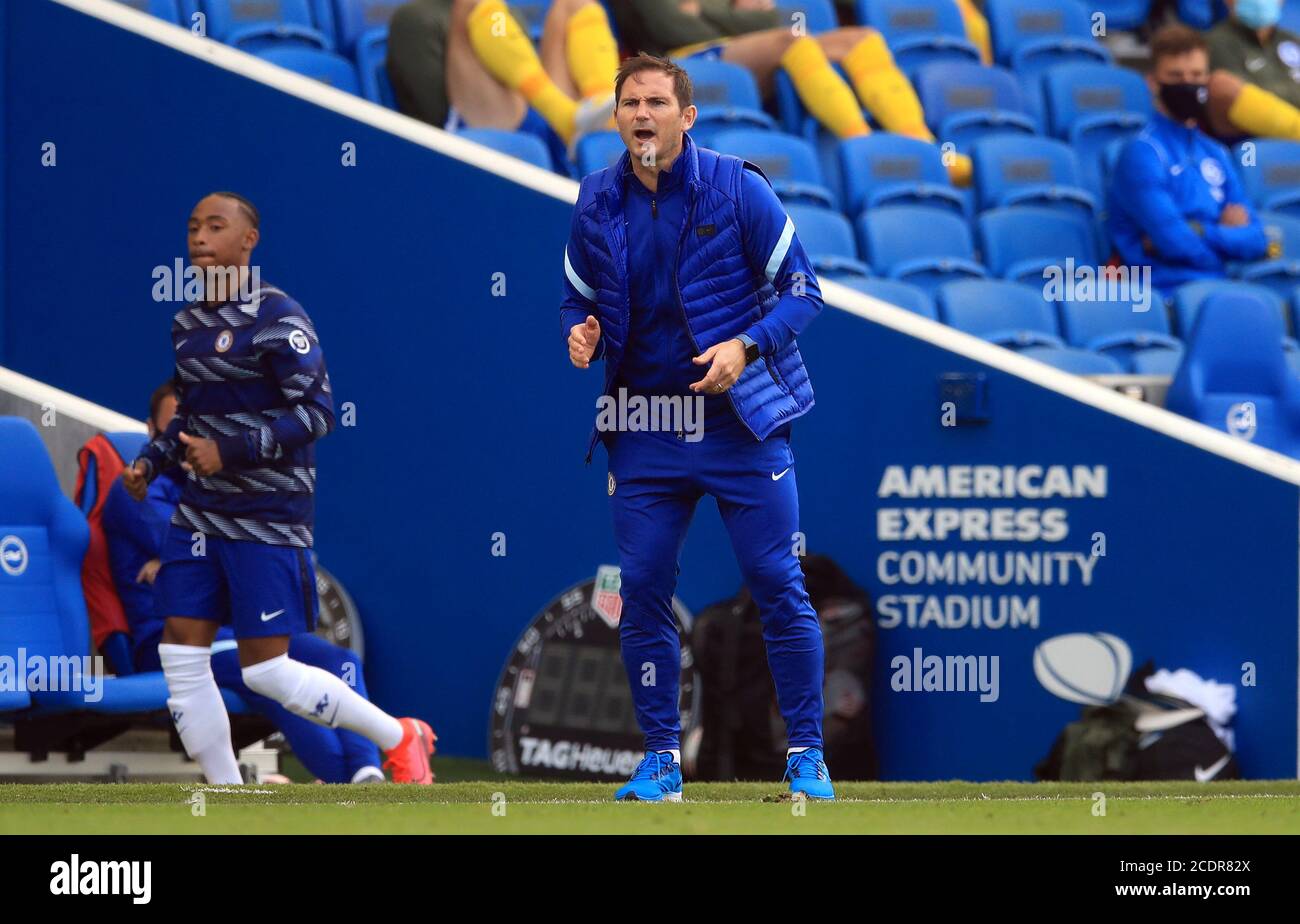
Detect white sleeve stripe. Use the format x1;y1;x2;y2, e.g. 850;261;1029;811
565;247;596;302
765;216;796;283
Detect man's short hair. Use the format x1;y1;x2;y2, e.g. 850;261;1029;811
615;53;693;110
149;380;177;427
1148;24;1209;70
208;190;260;229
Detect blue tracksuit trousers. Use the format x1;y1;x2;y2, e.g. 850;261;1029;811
607;424;825;753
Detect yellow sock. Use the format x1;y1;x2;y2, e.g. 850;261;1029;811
954;0;992;65
566;2;618;100
468;0;578;141
1228;81;1300;140
842;31;933;141
946;152;973;186
779;36;870;139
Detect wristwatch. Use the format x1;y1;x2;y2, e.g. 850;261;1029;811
736;334;760;366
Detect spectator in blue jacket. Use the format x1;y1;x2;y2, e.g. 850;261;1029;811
1108;25;1271;295
102;381;388;784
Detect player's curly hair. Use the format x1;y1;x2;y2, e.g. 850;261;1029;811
614;53;693;111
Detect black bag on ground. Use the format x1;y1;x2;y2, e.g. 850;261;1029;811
691;554;879;781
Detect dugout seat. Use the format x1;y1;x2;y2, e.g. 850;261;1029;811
832;277;940;318
254;48;362;95
1090;0;1151;30
680;58;778;148
970;135;1096;217
914;62;1038;152
1166;291;1300;455
112;0;184;25
355;31;395;107
938;278;1064;348
977;205;1098;284
787;204;871;278
321;0;402;54
711;129;837;209
1232;140;1300;217
575;130;626;177
1170;279;1291;341
1019;345;1125;373
0;417;252;719
985;0;1111;76
1056;292;1183;373
1041;64;1149;193
838;133;965;217
204;0;332;51
855;0;983;73
458;128;555;172
858;204;986;293
1239;211;1300;297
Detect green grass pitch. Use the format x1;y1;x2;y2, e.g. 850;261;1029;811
3;779;1300;834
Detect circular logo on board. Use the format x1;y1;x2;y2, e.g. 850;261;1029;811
0;535;29;577
1227;401;1258;441
288;329;311;355
1279;40;1300;69
214;329;234;353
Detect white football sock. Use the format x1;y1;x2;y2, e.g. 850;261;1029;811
159;643;242;785
787;747;811;756
241;654;404;750
350;766;386;784
657;749;681;764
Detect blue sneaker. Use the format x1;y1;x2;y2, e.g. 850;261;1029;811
784;748;835;800
614;751;683;802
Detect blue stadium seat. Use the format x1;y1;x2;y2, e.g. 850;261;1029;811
970;134;1096;216
856;0;983;73
838;133;965;216
914;62;1038;151
1166;291;1300;455
985;0;1111;75
1091;0;1151;31
1176;0;1226;29
1041;64;1148;192
1171;279;1290;340
326;0;403;53
938;278;1065;348
1019;345;1125;373
254;48;361;94
831;277;939;318
458;128;555;172
204;0;332;51
0;419;255;718
1042;63;1150;139
1240;211;1300;297
681;58;778;147
786;204;871;278
575;130;626;177
112;0;183;24
775;0;840;33
1233;140;1300;216
355;30;394;107
1056;292;1183;373
858;205;986;292
977;205;1098;283
711;129;837;208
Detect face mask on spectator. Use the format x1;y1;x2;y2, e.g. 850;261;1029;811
1235;0;1282;29
1159;81;1210;122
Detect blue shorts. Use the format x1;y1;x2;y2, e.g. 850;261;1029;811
154;527;318;639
